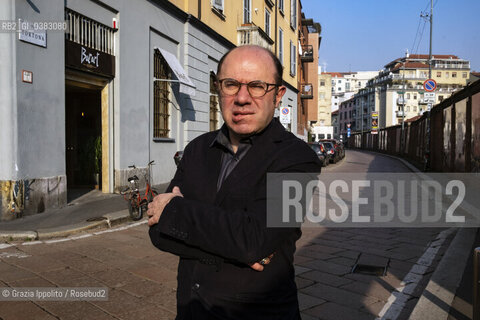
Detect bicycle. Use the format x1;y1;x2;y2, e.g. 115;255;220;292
121;160;158;221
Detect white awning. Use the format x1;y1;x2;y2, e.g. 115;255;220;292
154;47;196;96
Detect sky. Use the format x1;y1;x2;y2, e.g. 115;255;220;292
300;0;480;73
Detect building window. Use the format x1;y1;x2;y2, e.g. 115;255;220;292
290;41;296;76
463;72;468;78
209;72;219;131
153;49;171;138
290;0;297;29
345;82;350;90
278;28;284;65
319;93;325;100
413;94;417;100
265;9;271;36
212;0;224;11
338;80;342;83
337;87;341;91
320;80;325;86
452;72;457;78
407;93;410;99
278;0;284;14
243;0;251;23
446;72;449;78
437;71;441;77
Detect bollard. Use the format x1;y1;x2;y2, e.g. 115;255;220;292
474;247;480;320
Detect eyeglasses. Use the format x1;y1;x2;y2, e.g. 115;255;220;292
217;78;279;98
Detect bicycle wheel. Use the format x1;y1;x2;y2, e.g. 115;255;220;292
128;197;143;221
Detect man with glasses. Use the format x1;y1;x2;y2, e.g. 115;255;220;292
148;45;321;319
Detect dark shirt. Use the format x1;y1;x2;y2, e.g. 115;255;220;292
210;125;253;191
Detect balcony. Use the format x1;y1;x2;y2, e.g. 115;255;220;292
65;8;116;55
300;45;314;62
237;24;273;50
301;83;313;99
397;97;408;105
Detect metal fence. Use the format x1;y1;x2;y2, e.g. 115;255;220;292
348;79;480;172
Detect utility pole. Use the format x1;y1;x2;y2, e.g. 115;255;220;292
429;0;433;79
401;52;406;152
425;0;433;171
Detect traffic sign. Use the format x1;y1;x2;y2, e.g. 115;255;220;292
424;92;436;104
279;106;291;124
423;79;437;92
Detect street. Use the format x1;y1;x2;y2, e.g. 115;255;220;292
0;150;454;320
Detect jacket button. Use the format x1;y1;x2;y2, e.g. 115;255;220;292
192;283;200;290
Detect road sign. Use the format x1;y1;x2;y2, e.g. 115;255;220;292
423;79;437;92
279;106;291;124
347;123;351;128
347;128;351;138
424;92;436;104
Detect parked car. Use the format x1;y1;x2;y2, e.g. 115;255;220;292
320;139;345;160
318;142;332;165
321;141;339;164
174;150;184;166
308;142;328;167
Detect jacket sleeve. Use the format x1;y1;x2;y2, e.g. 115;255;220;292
148;147;225;265
156;160;321;265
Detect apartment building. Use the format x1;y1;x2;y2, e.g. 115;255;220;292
319;71;378;140
373;54;470;128
0;0;310;220
297;13;321;139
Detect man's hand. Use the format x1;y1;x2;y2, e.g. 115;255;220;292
249;253;275;272
147;186;183;226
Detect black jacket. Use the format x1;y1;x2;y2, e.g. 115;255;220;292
149;119;322;319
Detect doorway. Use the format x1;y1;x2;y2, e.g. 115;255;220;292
65;84;102;197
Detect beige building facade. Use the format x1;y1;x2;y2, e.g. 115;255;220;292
373;54;470;128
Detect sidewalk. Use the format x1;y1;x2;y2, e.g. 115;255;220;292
0;184;169;241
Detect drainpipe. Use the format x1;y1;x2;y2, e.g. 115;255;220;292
274;0;277;55
198;0;201;20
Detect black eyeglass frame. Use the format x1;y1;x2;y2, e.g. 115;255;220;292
217;78;280;97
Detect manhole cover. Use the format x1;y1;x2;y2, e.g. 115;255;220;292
351;254;389;276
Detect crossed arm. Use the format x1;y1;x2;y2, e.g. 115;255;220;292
147;186;274;271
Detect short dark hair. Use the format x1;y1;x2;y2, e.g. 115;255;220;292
216;45;283;86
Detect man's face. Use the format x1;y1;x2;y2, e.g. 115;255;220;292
217;47;286;140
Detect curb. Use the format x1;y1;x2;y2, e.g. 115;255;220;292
0;209;131;241
409;228;478;320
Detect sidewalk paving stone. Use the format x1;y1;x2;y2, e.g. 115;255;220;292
302;301;375;320
0;301;59;320
298;292;326;311
297;259;352;276
295;276;315;290
300;283;379;309
298;270;353;287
